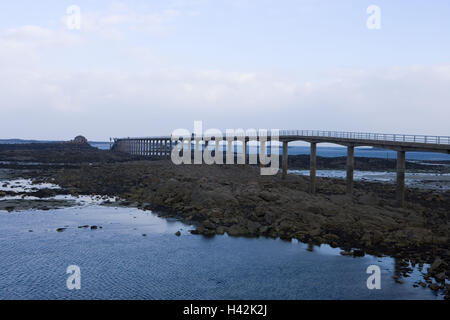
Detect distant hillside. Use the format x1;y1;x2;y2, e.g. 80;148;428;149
0;139;59;144
0;139;110;150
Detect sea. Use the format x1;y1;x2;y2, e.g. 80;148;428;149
0;141;447;299
0;203;442;300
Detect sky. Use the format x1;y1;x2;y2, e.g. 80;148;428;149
1;0;450;141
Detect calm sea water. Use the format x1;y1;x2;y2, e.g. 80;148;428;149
0;205;441;300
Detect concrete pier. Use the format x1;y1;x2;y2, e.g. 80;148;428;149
346;145;354;195
112;130;450;202
310;142;317;194
396;150;406;207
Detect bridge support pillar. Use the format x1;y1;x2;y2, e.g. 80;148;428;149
165;139;168;159
310;142;317;194
242;140;247;165
226;140;233;164
158;140;161;157
282;141;288;179
346;145;354;195
396;150;406;207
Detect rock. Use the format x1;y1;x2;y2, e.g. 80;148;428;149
353;249;365;257
56;228;66;232
429;258;447;274
0;191;6;197
435;272;446;282
227;224;248;237
203;220;216;229
429;283;440;291
259;191;279;202
70;135;88;145
175;231;181;236
358;193;379;206
78;225;89;228
216;226;225;235
142;234;147;237
340;251;353;256
90;225;98;230
5;206;15;212
419;282;427;287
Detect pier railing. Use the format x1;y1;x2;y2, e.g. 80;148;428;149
279;130;450;145
113;130;450;146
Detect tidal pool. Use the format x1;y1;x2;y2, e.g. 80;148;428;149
0;205;442;300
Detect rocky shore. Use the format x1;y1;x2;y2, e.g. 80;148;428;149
51;160;449;297
0;142;449;298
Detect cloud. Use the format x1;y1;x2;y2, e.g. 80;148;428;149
0;2;449;140
72;1;198;39
2;25;82;47
1;55;450;139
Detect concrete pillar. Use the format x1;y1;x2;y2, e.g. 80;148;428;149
260;139;266;168
151;140;154;155
164;139;168;158
346;145;354;195
242;140;247;165
396;150;406;207
226;140;234;164
282;141;288;179
310;142;317;194
158;140;161;157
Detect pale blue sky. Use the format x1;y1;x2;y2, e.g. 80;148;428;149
1;1;450;140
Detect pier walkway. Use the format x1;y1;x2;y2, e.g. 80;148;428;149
112;130;450;207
